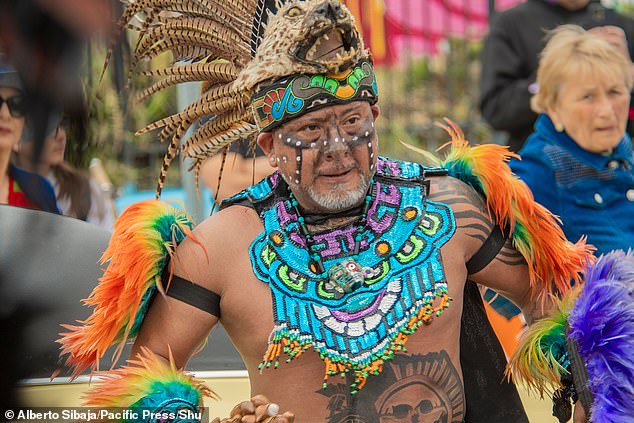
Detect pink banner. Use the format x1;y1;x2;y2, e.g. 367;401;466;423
373;0;523;63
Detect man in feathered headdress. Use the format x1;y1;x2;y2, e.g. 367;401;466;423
56;1;627;422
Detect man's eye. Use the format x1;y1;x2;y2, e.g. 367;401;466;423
345;116;360;125
302;124;320;132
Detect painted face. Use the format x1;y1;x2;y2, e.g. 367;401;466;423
548;71;629;153
0;86;26;154
266;101;379;213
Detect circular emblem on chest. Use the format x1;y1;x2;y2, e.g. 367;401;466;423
402;206;419;221
375;241;392;257
269;230;285;246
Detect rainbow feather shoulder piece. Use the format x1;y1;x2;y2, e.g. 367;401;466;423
505;286;578;395
434;119;593;300
508;250;634;421
84;347;214;421
58;200;199;377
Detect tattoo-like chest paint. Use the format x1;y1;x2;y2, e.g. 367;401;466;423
244;158;456;392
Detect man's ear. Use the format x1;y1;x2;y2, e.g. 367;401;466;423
257;131;277;166
257;131;274;154
371;104;380;121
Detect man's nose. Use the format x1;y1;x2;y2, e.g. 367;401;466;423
321;128;351;159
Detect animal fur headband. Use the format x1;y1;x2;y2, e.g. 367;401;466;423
114;0;371;195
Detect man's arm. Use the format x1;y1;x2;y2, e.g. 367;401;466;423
130;210;238;367
428;175;543;323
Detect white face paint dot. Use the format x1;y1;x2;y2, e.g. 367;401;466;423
296;170;300;174
371;122;374;128
286;137;291;143
295;179;300;184
310;143;316;148
335;137;339;142
296;156;301;161
352;136;358;141
370;153;374;158
295;141;301;147
276;157;281;162
282;156;288;163
367;142;372;147
364;131;369;137
324;141;328;146
278;134;282;139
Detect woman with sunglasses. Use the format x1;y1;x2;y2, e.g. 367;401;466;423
0;62;59;212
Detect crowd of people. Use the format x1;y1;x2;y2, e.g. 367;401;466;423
1;1;633;423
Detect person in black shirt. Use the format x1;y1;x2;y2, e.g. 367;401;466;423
479;0;634;152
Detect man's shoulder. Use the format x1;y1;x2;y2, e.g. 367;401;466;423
201;204;262;233
219;172;282;211
426;173;483;203
376;156;451;180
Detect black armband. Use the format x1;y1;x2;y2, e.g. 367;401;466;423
466;225;506;274
162;271;221;318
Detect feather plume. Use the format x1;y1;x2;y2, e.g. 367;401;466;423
187;122;258;159
434;118;594;301
568;250;634;423
507;289;579;395
84;347;215;408
57;201;199;377
143;62;237;82
179;110;252;154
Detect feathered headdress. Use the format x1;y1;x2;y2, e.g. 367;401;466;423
113;0;369;196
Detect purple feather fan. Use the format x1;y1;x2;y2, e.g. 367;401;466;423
568;250;634;423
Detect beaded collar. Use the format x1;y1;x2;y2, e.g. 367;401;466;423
288;180;375;288
246;158;456;392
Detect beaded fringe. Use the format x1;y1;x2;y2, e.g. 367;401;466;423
260;291;451;393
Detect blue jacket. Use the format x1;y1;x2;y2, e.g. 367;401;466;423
510;114;634;255
8;164;60;214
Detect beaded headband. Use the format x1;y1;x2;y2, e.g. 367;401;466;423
251;58;378;132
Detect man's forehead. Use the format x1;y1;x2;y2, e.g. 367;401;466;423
283;102;371;125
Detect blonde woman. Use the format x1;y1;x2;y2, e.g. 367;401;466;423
511;25;634;255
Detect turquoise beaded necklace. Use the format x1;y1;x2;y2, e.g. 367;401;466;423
287;178;376;294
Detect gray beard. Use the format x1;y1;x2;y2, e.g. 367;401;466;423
304;173;371;211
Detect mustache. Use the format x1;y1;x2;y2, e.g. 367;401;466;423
317;163;359;175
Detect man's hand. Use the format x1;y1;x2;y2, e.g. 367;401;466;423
212;394;294;423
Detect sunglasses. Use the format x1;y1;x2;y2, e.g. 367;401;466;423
0;94;26;118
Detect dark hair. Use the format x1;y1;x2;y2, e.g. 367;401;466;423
51;162;91;220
